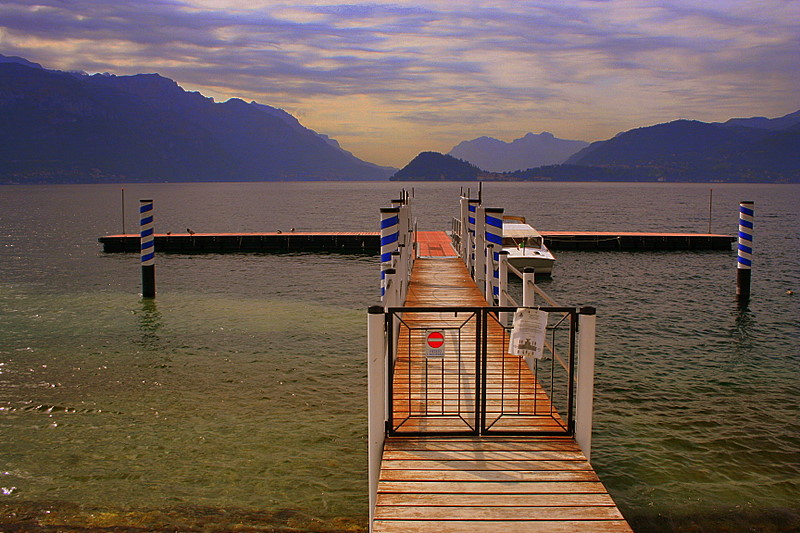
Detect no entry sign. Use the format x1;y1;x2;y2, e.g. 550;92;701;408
425;329;445;358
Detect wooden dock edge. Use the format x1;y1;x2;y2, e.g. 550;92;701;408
99;231;733;253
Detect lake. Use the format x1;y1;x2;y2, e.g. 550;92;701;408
1;181;798;532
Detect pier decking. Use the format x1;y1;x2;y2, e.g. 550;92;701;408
372;232;631;532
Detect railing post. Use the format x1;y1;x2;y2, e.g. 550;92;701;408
367;305;386;528
395;247;407;303
139;199;156;298
485;244;494;304
498;250;510;324
467;199;480;275
576;306;597;462
459;196;469;259
384;267;397;310
522;267;535;307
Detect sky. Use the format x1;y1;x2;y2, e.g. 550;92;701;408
1;0;798;168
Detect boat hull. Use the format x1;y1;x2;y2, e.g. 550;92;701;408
503;248;556;275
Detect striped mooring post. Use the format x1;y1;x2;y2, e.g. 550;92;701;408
737;201;754;300
380;207;401;303
140;199;156;298
485;207;504;304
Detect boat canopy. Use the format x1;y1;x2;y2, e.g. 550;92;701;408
502;222;543;247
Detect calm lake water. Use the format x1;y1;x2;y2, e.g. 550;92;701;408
1;181;798;532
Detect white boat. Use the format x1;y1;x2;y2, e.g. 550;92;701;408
502;216;556;275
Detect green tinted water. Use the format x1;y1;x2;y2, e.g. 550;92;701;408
1;182;798;532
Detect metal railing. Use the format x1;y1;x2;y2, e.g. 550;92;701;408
383;305;589;437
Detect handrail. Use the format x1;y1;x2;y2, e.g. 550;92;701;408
534;284;559;307
505;261;560;307
506;261;523;279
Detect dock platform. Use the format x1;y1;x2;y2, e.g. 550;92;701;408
98;232;378;254
373;232;631;532
98;230;732;254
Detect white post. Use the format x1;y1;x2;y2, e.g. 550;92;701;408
399;203;409;247
498;250;510;325
522;267;535;307
485;244;494;304
383;268;396;310
395;247;405;302
367;305;386;527
467;199;480;276
575;306;597;463
459;196;469;259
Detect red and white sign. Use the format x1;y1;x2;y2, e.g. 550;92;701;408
425;330;445;358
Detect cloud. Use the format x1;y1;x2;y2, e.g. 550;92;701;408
1;0;798;166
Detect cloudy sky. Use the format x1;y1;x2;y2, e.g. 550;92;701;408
1;0;798;167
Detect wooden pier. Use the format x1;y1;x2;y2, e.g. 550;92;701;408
98;230;732;254
371;232;631;532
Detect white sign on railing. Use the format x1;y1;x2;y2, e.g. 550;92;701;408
424;329;446;358
509;308;548;358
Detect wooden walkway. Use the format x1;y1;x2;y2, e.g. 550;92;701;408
374;232;631;532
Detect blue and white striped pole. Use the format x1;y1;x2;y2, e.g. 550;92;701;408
140;199;155;298
380;207;400;303
485;207;504;304
474;206;486;289
737;201;754;300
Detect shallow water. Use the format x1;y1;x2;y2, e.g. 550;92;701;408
1;182;798;532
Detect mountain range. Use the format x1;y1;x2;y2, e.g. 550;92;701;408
2;54;798;184
393;110;800;183
448;132;589;172
0;54;394;183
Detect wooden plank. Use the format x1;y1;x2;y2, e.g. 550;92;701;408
374;505;625;520
376;492;618;507
377;480;608;494
382;450;588;461
373;519;633;533
383;439;580;452
378;469;600;482
379;459;593;472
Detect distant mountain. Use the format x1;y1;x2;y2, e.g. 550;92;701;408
0;54;394;183
720;110;800;131
390;152;483;181
396;110;800;183
564;112;800;182
448;132;588;172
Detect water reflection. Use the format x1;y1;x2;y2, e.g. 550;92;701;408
731;303;755;363
136;298;163;351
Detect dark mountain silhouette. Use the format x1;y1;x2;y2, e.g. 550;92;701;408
448;132;588;172
720;110;800;131
564;112;800;182
0;55;394;183
394;110;799;183
390;152;483;181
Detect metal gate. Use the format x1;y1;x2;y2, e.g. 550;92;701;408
386;306;578;436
